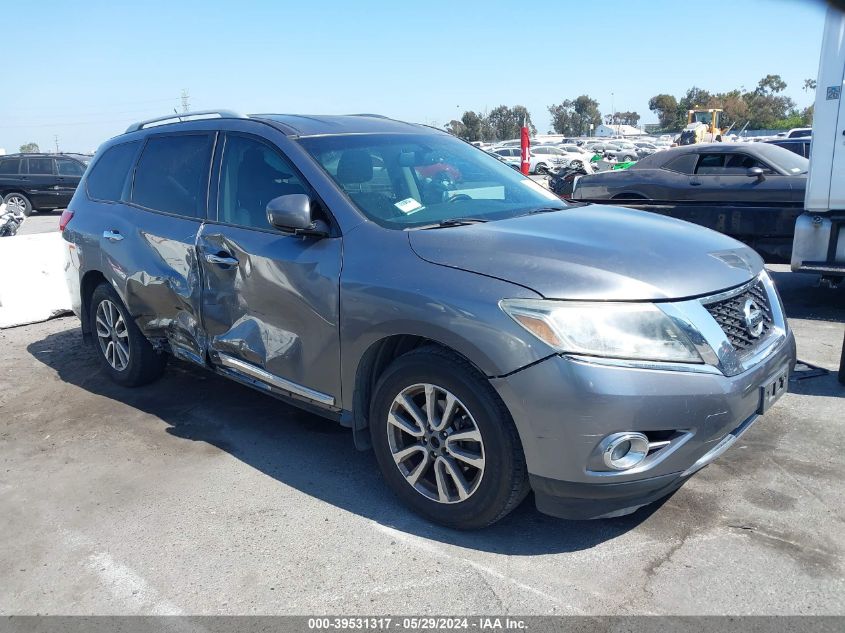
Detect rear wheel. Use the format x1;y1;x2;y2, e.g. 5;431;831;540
4;193;32;217
370;346;529;529
570;160;583;170
90;283;166;387
534;163;548;175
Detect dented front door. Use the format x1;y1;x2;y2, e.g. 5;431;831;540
198;132;342;407
197;225;342;407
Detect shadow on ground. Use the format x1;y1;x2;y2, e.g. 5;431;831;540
28;327;666;555
769;268;845;322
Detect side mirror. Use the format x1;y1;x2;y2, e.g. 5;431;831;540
747;166;765;181
266;194;329;237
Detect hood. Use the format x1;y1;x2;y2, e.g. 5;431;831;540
408;205;763;301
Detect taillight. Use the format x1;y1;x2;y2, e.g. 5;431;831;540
59;209;74;231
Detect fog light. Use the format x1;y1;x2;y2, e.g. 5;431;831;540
601;432;649;471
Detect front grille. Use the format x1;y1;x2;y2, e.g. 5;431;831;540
704;280;774;354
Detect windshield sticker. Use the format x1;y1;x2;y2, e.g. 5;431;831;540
520;178;561;201
394;198;423;214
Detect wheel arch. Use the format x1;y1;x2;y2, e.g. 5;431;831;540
79;270;109;343
350;334;490;448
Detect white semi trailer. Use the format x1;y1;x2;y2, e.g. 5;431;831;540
791;6;845;286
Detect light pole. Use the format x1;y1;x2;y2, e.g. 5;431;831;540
611;92;615;137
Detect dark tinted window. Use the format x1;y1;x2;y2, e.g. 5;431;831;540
662;154;697;174
723;153;772;174
694;153;726;174
132;134;213;217
56;158;85;176
218;135;308;229
27;158;54;175
87;141;141;202
0;158;21;175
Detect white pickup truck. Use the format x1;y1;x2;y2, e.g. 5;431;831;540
791;7;845;285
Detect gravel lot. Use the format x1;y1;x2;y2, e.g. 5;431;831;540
0;259;843;615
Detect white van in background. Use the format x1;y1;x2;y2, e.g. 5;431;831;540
792;7;845;285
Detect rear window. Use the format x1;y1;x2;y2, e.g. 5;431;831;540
86;141;141;202
131;134;213;218
0;158;21;175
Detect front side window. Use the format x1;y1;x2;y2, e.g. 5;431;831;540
0;158;21;175
298;133;565;229
722;153;773;174
27;158;53;175
132;134;213;217
218;135;308;229
56;158;85;176
87;141;141;202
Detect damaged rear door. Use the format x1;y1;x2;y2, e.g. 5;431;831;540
197;132;342;410
109;132;215;364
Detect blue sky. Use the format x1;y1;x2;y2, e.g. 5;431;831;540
0;0;828;152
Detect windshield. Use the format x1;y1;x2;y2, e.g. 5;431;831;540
756;143;809;174
298;133;566;229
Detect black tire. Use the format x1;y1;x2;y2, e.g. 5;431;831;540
622;154;636;162
369;345;529;529
570;160;583;170
4;192;32;217
89;283;166;387
534;163;548;175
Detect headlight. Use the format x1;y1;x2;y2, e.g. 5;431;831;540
500;299;702;363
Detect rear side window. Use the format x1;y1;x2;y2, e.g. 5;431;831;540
694;153;726;174
56;158;85;176
662;154;697;174
27;158;54;175
0;158;21;175
132;134;213;218
87;141;141;202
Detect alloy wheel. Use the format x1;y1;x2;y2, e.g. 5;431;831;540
95;299;130;371
387;383;485;504
5;195;26;214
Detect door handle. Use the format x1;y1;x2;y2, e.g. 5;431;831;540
103;230;124;242
205;253;239;267
690;181;702;186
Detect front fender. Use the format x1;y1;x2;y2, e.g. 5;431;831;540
338;225;549;412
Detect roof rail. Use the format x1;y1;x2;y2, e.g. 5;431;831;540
125;110;248;133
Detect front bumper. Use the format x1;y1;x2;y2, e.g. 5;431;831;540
490;329;796;520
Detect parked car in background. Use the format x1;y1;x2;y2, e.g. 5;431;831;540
777;127;812;139
529;145;570;173
765;137;811;159
0;153;88;216
62;110;794;529
570;143;808;262
490;147;521;168
584;142;638;162
633;141;660;156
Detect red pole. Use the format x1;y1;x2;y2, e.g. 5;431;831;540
520;124;530;175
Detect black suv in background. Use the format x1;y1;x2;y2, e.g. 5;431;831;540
0;153;89;216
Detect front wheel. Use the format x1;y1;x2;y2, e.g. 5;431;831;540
370;346;529;529
90;283;166;387
534;163;548;175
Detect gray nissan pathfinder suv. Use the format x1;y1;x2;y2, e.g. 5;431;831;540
61;111;796;529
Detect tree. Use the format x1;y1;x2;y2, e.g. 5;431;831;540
486;105;536;141
606;111;640;126
19;142;39;153
547;95;601;136
444;119;466;138
745;74;794;128
803;78;817;93
707;90;748;130
459;111;483;142
648;94;678;130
